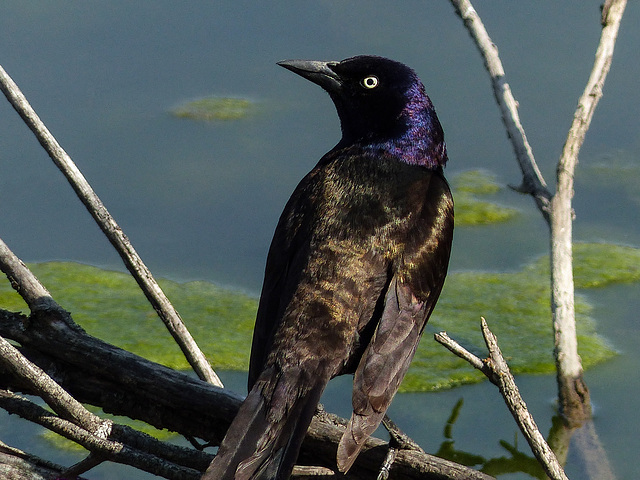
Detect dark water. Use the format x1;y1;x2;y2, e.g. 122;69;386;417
0;2;638;478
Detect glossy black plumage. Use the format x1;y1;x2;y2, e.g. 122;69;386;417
203;55;454;480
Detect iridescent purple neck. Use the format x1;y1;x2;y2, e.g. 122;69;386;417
365;82;447;169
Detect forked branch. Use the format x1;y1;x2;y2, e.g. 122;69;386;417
435;320;569;480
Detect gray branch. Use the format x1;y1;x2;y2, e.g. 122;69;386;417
0;391;204;480
449;0;551;217
0;301;493;480
0;64;222;388
449;0;627;426
435;320;568;480
549;0;627;420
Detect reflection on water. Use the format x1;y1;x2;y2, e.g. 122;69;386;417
0;1;638;478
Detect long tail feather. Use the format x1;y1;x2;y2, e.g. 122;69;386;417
203;367;327;480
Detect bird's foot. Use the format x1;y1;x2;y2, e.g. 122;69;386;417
376;415;425;479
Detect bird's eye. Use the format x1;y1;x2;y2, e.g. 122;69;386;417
361;75;379;89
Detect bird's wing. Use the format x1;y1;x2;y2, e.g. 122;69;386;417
337;170;453;472
247;168;320;389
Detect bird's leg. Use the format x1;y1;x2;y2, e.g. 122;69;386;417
377;447;396;480
377;415;425;479
382;415;424;452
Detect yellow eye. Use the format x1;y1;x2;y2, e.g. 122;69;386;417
361;75;379;89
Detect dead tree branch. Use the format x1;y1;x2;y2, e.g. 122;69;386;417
0;238;56;312
0;299;493;479
0;333;109;436
549;0;626;423
0;64;222;387
0;440;91;480
0;391;204;480
449;0;551;217
449;0;627;425
435;319;568;480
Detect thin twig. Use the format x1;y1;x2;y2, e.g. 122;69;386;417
449;0;551;218
0;65;222;387
435;319;569;480
60;452;108;479
0;440;91;480
382;415;424;453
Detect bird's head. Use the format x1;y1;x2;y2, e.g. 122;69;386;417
278;55;447;168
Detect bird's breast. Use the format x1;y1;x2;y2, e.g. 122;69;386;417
316;152;434;255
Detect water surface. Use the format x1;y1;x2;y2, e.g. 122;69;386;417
0;2;638;478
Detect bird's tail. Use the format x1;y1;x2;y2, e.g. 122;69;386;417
202;366;326;480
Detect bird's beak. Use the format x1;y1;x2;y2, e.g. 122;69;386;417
277;59;341;92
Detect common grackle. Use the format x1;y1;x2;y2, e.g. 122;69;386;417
203;55;454;480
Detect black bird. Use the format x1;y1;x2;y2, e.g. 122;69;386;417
203;55;454;480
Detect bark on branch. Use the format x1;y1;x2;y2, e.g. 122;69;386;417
449;0;551;217
435;320;568;480
0;304;493;480
549;0;626;423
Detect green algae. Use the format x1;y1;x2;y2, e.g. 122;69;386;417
402;252;612;391
0;240;635;392
0;262;256;371
452;169;503;195
450;170;520;226
171;96;255;121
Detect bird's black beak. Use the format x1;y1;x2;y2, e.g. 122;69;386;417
277;59;341;92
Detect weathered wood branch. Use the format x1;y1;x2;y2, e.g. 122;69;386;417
449;0;627;427
0;391;204;480
0;441;91;480
449;0;551;217
0;238;56;312
549;0;626;423
0;64;222;387
0;332;110;436
435;320;568;480
0;305;493;480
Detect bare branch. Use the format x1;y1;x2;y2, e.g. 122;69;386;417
450;0;627;427
0;329;212;475
0;305;494;480
434;331;487;373
0;391;203;480
0;238;57;312
435;320;568;480
449;0;551;217
0;333;108;435
0;65;222;387
550;0;626;422
0;440;90;480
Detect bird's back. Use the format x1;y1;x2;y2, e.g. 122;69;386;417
203;55;454;480
251;146;451;384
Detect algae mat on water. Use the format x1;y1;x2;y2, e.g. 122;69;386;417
171;96;256;121
450;169;519;226
0;242;636;392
